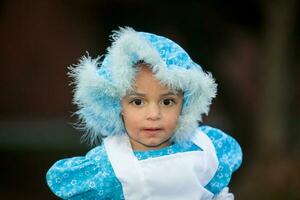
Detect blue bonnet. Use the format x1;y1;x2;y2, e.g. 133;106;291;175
69;27;217;144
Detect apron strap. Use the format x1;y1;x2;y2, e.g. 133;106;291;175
104;134;145;199
192;129;219;185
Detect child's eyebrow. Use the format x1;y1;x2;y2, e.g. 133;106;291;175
126;91;146;97
160;92;181;97
126;91;181;97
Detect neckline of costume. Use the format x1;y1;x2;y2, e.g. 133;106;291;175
125;134;203;160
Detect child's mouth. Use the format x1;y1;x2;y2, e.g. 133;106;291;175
144;128;162;131
143;128;163;135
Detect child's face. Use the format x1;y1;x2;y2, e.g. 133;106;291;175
122;66;183;151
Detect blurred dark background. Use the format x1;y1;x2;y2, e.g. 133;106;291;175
0;0;299;199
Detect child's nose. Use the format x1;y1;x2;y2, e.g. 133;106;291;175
146;104;161;120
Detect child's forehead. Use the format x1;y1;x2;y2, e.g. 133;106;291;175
129;61;182;95
135;68;169;86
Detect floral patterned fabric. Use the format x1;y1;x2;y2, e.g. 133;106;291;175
46;126;242;199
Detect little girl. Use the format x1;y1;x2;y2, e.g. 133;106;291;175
46;27;242;200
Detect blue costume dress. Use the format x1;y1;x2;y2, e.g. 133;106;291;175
46;126;242;199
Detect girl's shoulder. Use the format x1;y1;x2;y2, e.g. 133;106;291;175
198;125;243;172
198;125;243;195
46;145;123;199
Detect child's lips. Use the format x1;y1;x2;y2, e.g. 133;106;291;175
144;128;163;131
142;128;163;136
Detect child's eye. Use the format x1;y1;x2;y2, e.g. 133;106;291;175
130;99;144;106
161;98;175;106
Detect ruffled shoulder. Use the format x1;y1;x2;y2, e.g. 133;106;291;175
46;145;123;199
198;125;243;195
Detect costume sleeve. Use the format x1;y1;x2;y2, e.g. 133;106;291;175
199;125;243;195
46;145;123;199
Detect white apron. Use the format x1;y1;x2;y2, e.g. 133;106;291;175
104;129;219;200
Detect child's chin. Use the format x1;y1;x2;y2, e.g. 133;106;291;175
143;139;169;149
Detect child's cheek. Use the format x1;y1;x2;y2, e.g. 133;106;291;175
164;112;180;132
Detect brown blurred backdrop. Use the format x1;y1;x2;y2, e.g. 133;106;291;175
0;0;299;199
